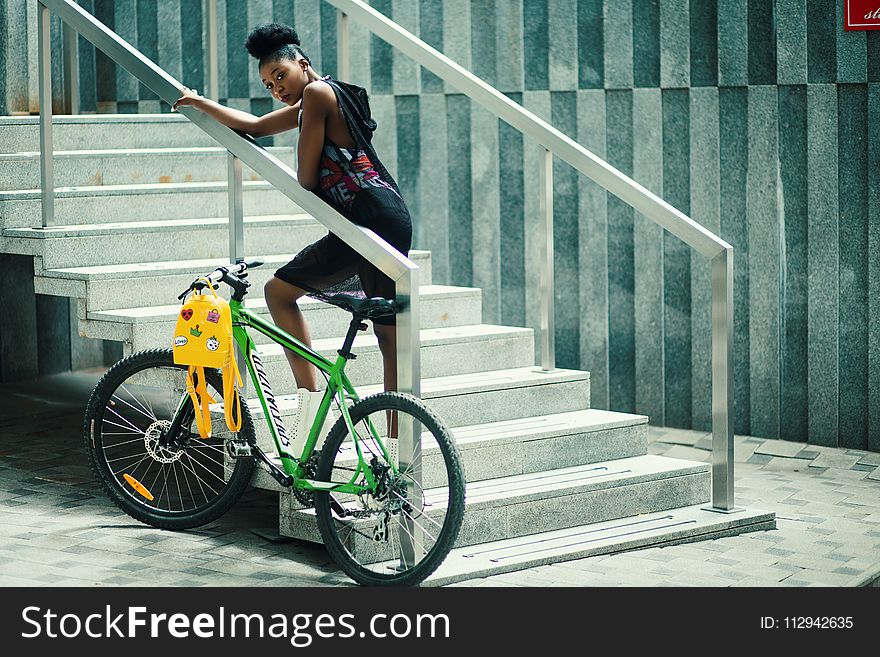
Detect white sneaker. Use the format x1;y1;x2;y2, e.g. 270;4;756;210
291;388;337;455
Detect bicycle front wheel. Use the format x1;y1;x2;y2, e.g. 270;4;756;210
84;348;256;530
314;392;465;586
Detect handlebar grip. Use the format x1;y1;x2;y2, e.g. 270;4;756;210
244;259;264;270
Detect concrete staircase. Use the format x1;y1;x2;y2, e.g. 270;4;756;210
0;114;775;585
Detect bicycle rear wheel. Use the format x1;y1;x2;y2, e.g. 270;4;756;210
313;392;465;586
84;348;255;530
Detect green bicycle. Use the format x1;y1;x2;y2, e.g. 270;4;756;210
83;260;466;586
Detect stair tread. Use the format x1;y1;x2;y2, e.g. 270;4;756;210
4;214;314;238
0;146;293;159
0;114;192;125
0;178;284;200
245;367;588;414
287;454;708;519
422;504;774;586
86;285;476;323
38;249;433;279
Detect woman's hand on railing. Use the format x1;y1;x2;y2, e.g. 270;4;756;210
171;86;204;112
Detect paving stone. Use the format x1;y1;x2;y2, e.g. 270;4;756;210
755;439;812;458
809;453;864;470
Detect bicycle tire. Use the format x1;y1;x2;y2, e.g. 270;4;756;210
84;348;256;530
313;391;465;586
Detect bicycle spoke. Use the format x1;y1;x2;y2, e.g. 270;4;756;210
103;406;147;435
119;383;159;421
181;452;219;498
111;392;156;423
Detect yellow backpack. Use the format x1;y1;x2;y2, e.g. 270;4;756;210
172;279;242;439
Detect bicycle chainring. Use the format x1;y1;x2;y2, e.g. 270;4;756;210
292;451;321;508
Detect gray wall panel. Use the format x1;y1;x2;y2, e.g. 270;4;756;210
632;88;664;425
418;93;449;283
807;0;836;83
577;0;603;89
718;0;748;86
689;86;719;431
777;0;807;85
837;1;867;84
633;0;660;88
604;0;633;90
688;0;717;87
577;89;609;409
662;88;691;428
606;89;635;413
778;85;809;443
660;0;690;88
747;85;780;438
470;104;501;324
837;84;869;450
870;83;880;453
549;0;577;91
718;87;751;436
806;84;839;446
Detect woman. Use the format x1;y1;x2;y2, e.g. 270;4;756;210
172;23;412;444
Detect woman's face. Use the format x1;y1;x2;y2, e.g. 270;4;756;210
260;56;309;105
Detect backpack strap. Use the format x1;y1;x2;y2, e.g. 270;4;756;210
185;365;214;439
222;354;243;433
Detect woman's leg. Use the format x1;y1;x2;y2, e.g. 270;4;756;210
373;322;398;393
264;276;318;392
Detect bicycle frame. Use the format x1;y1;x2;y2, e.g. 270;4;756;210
225;298;394;496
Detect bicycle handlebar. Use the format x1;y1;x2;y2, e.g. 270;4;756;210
178;259;264;300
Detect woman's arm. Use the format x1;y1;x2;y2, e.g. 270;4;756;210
172;86;300;137
296;82;334;190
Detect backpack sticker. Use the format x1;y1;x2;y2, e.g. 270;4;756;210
206;336;220;352
206;309;220;323
174;335;188;347
190;324;203;337
181;308;193;321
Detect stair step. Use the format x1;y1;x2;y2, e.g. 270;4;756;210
248;324;534;390
4;215;328;268
80;284;472;347
0;114;219;153
0;147;295;191
0;180;302;228
249;408;649;491
278;455;712;558
243;366;590;430
36;251;433;311
423;504;776;586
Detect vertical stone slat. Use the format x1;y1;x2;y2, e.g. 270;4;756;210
391;0;418;94
180;0;205;99
633;0;660;89
499;93;526;328
747;85;780;439
778;85;809;442
632;87;664;424
419;93;449;283
604;0;633;90
837;1;867;84
718;0;747;87
806;0;836;84
869;83;880;453
837;84;869;450
442;0;471;94
661;88;691;427
806;84;839;446
606;89;635;413
471;104;501;324
689;0;718;87
395;95;420;245
578;0;603;89
660;0;690;89
157;0;182;111
689;86;719;431
577;89;609;408
548;0;577;91
776;0;807;86
551;91;580;366
719;87;750;435
418;0;443;93
447;94;473;289
523;0;549;91
747;0;776;85
114;0;138;109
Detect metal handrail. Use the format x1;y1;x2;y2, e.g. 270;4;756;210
329;0;737;512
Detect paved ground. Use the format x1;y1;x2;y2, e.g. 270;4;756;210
1;371;878;587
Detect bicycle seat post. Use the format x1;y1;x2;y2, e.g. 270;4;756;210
338;316;368;360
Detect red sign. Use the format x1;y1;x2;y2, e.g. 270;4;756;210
845;0;880;30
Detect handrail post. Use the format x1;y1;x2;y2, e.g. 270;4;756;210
538;147;555;371
228;152;246;391
395;266;421;567
62;21;79;114
706;246;738;513
206;0;219;101
38;1;54;228
337;11;350;81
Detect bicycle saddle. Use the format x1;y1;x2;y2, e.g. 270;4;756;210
327;293;399;319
